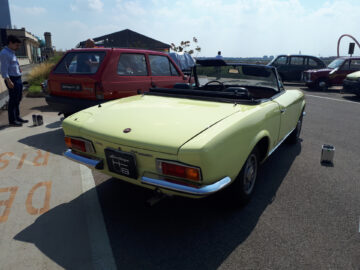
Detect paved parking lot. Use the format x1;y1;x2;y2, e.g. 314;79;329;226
0;85;359;269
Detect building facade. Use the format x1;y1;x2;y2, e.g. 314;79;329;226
0;28;41;65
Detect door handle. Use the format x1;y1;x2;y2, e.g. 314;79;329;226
280;108;286;113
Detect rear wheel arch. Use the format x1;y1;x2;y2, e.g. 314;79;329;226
255;137;270;163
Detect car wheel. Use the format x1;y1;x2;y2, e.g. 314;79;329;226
316;79;328;91
287;113;303;144
231;148;259;203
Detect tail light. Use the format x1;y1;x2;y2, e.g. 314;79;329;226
95;82;104;100
65;136;95;153
157;160;201;182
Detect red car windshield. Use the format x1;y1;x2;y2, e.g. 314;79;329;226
327;58;345;69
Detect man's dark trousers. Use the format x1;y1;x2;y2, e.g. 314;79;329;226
6;76;23;123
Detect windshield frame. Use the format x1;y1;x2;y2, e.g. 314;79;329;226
194;60;281;92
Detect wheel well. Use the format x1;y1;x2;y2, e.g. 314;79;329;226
256;137;270;163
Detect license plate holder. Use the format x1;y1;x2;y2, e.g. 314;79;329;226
61;83;82;91
105;148;137;179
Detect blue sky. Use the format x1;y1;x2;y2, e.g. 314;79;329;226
7;0;360;57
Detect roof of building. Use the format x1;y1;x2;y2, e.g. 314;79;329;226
78;29;170;50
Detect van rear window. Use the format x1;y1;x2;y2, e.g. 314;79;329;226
54;51;106;74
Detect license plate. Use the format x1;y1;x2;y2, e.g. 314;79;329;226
105;149;137;179
61;83;82;91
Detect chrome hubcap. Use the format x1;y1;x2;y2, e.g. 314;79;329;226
243;154;257;195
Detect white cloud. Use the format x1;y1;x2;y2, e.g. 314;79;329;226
12;5;46;15
116;0;147;16
70;0;104;12
88;0;104;11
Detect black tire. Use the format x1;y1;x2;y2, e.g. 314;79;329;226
230;148;259;204
287;113;303;144
316;79;328;91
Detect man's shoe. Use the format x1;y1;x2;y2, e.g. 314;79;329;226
9;121;23;127
17;118;29;123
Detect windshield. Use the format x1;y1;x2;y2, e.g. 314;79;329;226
327;58;345;69
196;65;278;90
54;51;106;74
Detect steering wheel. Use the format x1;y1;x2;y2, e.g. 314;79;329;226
204;80;225;90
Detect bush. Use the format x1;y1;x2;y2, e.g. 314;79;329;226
28;62;55;86
27;52;64;87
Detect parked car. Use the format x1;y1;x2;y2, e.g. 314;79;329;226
268;54;326;82
62;59;305;203
46;48;190;117
302;57;360;90
342;71;360;96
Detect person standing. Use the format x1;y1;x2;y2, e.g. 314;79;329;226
0;35;28;126
215;51;223;59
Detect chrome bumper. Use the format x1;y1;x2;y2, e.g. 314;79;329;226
64;149;104;169
64;149;231;196
141;176;231;196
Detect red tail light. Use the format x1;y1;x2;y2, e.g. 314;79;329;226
157;160;201;182
65;136;95;153
95;82;104;100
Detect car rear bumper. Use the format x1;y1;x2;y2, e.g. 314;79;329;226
46;94;103;114
343;79;360;95
63;149;232;196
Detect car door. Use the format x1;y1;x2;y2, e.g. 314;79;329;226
272;91;303;142
148;54;185;88
102;52;152;99
288;56;305;81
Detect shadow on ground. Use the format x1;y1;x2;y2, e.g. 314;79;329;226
31;105;59;113
18;128;66;155
14;142;301;269
342;94;360;103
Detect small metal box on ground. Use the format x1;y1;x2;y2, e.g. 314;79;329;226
321;144;335;165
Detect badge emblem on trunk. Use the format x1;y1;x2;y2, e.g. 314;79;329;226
123;128;131;133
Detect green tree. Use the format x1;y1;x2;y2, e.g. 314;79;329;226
170;37;201;55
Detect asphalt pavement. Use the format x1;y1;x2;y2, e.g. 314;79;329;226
0;85;359;270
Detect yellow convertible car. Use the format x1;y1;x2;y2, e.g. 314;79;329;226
62;59;305;203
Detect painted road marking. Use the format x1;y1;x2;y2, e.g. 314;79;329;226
306;94;360;105
79;165;117;270
0;182;52;223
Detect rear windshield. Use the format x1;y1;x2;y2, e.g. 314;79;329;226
53;51;106;74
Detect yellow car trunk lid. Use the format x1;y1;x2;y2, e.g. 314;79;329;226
78;95;248;154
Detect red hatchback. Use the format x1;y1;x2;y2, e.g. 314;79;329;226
46;48;190;116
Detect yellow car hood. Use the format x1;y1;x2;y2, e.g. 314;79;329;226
70;95;252;154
